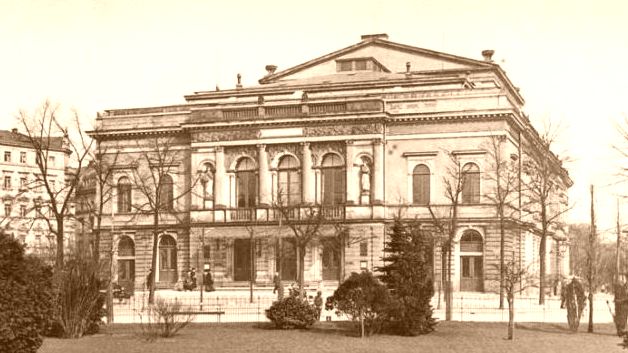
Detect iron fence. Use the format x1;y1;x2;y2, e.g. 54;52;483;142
109;290;615;325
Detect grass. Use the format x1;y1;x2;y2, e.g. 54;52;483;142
40;321;621;353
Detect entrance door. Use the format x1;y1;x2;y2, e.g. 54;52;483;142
159;235;177;284
460;256;483;291
234;239;251;281
277;240;297;281
118;259;135;291
322;243;339;280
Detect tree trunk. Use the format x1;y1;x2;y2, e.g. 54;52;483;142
148;212;159;304
499;206;505;309
55;220;64;269
539;233;547;305
298;245;306;290
445;247;453;321
588;291;594;333
508;294;515;340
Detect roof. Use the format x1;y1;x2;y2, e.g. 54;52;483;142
0;129;65;152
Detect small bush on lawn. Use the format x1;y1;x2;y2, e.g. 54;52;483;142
266;286;319;329
51;258;106;338
0;232;54;353
327;271;390;337
138;297;195;341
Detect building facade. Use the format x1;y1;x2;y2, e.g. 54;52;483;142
0;128;71;261
92;34;571;292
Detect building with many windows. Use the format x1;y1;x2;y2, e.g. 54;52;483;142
0;128;71;261
92;34;571;292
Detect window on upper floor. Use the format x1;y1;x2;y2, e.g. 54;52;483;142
4;204;11;217
278;155;301;206
20;205;27;217
48;156;55;167
235;157;256;208
412;164;430;205
4;151;10;163
20;152;26;164
360;241;368;257
19;177;27;190
159;174;174;211
321;153;345;206
3;175;11;190
461;162;481;204
117;176;132;213
336;57;388;73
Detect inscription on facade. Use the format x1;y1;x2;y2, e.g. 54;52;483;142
304;123;382;137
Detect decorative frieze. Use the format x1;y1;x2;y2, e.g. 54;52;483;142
192;130;258;143
304;123;382;137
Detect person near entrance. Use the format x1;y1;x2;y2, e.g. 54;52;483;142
204;268;215;292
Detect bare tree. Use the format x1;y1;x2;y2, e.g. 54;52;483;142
500;260;534;340
521;127;571;305
125;135;194;304
484;134;520;309
428;151;465;322
18;101;93;269
274;193;325;291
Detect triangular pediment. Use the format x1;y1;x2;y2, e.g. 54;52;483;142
259;36;494;84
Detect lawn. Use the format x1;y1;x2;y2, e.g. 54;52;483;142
39;321;622;353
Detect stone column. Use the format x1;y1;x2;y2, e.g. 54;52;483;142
258;144;271;207
302;142;314;204
345;141;357;204
214;147;226;208
372;139;384;204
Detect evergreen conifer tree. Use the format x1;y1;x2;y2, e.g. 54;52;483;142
378;218;436;335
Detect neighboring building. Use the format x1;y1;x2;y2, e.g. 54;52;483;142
92;34;571;292
0;128;72;261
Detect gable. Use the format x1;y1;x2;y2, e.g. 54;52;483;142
260;38;492;84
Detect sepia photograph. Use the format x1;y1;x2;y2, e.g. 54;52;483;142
0;1;627;352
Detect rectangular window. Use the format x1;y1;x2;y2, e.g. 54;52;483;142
354;59;367;70
338;61;352;72
50;180;55;192
20;205;26;217
360;241;368;257
3;176;11;190
20;152;26;164
4;151;10;162
20;177;27;190
48;156;55;167
4;204;11;217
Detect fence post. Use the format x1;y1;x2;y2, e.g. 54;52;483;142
257;296;261;322
460;295;463;321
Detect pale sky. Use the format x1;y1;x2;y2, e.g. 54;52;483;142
1;0;627;235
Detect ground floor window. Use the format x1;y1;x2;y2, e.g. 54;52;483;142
159;234;177;283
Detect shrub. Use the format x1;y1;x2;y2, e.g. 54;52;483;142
378;219;436;336
0;232;54;353
327;271;390;337
52;258;106;338
266;287;319;329
138;297;195;341
561;277;587;332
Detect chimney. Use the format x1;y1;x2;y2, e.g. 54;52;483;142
265;65;277;75
11;128;17;134
236;73;242;89
481;50;495;62
406;62;411;73
361;33;389;41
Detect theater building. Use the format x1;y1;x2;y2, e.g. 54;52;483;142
92;34;571;292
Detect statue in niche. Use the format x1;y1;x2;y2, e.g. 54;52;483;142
360;163;371;194
200;164;214;201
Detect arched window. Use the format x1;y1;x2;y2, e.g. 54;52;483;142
412;164;430;205
278;155;301;206
117;177;132;213
461;163;480;204
321;154;344;205
159;234;177;283
118;236;135;257
159;174;174;210
236;157;256;208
